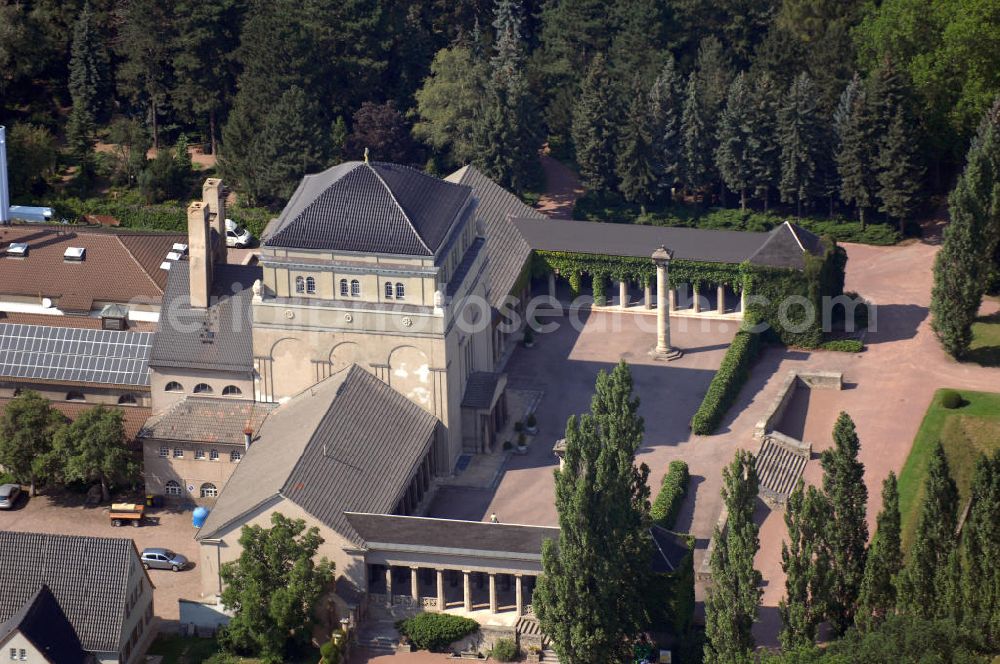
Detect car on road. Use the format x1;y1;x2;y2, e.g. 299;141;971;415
141;548;189;572
0;484;21;509
225;218;254;248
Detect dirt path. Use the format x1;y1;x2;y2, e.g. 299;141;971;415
535;147;583;219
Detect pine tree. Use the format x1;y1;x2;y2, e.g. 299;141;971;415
779;481;832;651
716;72;755;211
835;74;878;229
66;2;105;160
856;471;902;631
778;73;822;217
897;442;959;620
572;53;618;195
116;0;174;150
648;57;683;198
490;0;524;85
694;36;734;203
608;0;667;86
680;73;713;198
877;108;924;234
930;99;1000;358
704;450;761;664
962;452;1000;648
617;80;657;208
747;71;780;212
820;412;868;635
534;361;652;664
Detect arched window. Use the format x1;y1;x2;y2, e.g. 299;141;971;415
193;383;213;394
306;276;316;294
118;394;137;405
395;282;405;300
385;282;394;299
209;449;219;461
165;381;183;393
66;391;85;402
339;279;349;296
350;279;360;297
222;385;242;396
295;276;305;294
164;481;182;496
200;483;218;498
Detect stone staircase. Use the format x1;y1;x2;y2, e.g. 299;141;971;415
515;616;561;663
755;432;810;508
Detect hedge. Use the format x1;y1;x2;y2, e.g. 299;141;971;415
396;613;478;652
819;339;864;353
690;316;763;435
650;460;690;529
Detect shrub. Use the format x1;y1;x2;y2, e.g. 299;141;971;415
690;316;763;435
526;413;537;428
650;460;690;529
491;638;519;662
502;440;513;451
940;390;963;409
820;339;864;353
396;613;479;652
319;630;346;664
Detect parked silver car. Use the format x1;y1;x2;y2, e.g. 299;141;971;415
0;484;21;509
140;548;189;572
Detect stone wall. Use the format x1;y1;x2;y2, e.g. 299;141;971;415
753;370;843;441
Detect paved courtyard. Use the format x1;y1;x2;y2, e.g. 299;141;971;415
0;492;200;624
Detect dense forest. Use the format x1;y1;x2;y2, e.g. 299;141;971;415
2;0;998;235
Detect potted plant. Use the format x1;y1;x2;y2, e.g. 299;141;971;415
525;413;538;435
516;432;527;453
502;440;513;451
523;324;535;348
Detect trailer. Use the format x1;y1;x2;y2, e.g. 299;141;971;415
109;502;145;527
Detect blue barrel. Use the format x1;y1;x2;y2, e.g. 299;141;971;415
192;506;209;528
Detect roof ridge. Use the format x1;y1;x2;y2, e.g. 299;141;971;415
343;511;561;531
113;234;164;294
365;162;433;255
782;220;806;253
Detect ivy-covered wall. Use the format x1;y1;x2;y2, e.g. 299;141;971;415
532;237;846;348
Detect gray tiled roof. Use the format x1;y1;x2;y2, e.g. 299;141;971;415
198;365;439;545
445;166;542;308
0;531;144;654
747;221;824;270
650;526;691;574
462;371;503;410
0;585;88;664
446;237;486;297
344;513;560;556
265;162;472;257
139;397;276;445
149;262;260;373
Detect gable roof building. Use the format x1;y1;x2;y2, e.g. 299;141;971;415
0;585;89;664
0;532;154;663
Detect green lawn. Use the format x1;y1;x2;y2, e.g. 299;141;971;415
897;389;1000;553
967;307;1000;367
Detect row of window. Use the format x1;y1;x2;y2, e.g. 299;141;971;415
8;649;25;661
60;391;138;405
164;480;218;498
295;277;408;301
164;382;242;396
159;447;242;463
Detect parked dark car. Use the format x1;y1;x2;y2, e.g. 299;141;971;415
140;548;189;572
0;484;21;509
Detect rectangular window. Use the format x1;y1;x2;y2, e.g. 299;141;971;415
17;651;24;662
9;648;16;660
158;446;168;458
210;449;219;461
195;449;205;460
173;448;183;459
230;450;242;463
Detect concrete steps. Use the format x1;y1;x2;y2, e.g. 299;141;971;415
756;433;809;508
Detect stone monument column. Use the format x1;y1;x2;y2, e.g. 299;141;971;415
651;246;682;361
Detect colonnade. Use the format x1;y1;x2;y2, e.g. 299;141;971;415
370;564;537;616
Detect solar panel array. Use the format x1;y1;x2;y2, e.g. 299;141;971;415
0;323;152;386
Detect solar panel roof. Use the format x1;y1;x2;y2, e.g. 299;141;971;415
0;323;152;387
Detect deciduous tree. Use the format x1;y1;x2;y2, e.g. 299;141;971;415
48;406;136;502
0;391;66;496
345;101;416;164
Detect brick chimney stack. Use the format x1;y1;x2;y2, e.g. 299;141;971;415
202;178;227;264
187;201;212;308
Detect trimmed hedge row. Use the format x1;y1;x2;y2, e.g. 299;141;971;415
650;460;690;529
690;318;763;435
819;339;864;353
396;613;478;652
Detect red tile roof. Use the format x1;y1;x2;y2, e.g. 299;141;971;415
0;398;150;443
0;312;157;332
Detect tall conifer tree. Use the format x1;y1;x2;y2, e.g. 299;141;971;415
856;471;902;631
778;73;822;217
716;72;755;211
962;452;1000;647
572;53;618;194
648;57;683;198
617;80;657;208
877;108;924;233
66;2;106;160
779;481;832;651
680;74;713;197
836;74;878;228
747;71;780;211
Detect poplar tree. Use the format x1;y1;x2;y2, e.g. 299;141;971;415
877;108;924;234
856;472;902;631
648;57;682;198
931;98;1000;358
716;72;755;211
704;450;761;664
779;482;832;651
778;73;822;217
747;71;780;211
836;74;878;228
617;81;657;208
962;452;1000;648
534;361;652;664
680;74;713;198
820;412;868;635
572;53;618;195
897;442;959;620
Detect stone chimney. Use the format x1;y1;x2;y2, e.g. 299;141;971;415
202;178;227;264
187;201;212;308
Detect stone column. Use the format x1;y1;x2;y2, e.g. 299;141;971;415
692;284;701;313
643;282;652;309
385;566;393;607
619;280;629;308
411;567;420;603
717;284;726;314
547;272;556;299
489;573;498;613
463;571;472;611
651;246;682;361
515;574;524;617
436;569;445;611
